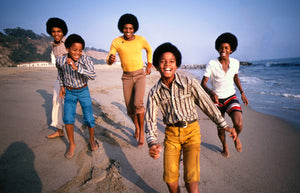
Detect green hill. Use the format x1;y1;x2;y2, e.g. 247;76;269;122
0;27;108;67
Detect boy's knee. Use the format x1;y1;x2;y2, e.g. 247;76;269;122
84;115;95;128
134;103;145;114
234;120;243;131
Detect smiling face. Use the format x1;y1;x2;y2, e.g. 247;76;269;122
51;27;64;42
123;24;135;40
67;42;83;62
218;43;232;59
157;52;178;86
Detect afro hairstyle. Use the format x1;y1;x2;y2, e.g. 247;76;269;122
153;43;182;68
215;32;238;53
118;13;139;33
65;34;85;49
46;17;68;36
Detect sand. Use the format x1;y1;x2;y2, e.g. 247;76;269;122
0;66;299;193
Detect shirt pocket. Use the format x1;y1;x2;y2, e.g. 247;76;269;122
180;93;191;100
178;93;193;106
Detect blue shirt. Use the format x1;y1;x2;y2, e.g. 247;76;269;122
56;54;96;88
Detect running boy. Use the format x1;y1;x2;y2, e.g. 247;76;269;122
56;34;98;159
145;43;237;193
201;32;249;158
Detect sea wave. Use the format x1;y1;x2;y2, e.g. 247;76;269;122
282;93;300;99
264;62;300;67
251;57;300;67
239;76;262;84
259;92;300;99
283;106;300;112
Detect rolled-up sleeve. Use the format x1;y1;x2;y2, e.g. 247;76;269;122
77;55;96;80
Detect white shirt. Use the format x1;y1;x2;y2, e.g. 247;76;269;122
203;57;239;99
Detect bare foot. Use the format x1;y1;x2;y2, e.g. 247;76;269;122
65;144;76;159
138;140;144;147
221;145;229;158
89;139;99;151
234;137;242;152
137;133;144;147
134;129;139;140
46;129;64;139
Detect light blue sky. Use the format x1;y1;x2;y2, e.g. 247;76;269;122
0;0;299;64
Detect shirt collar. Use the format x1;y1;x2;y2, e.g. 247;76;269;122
157;73;184;90
217;57;231;69
52;36;66;47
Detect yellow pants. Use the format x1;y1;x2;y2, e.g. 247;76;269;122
163;121;201;183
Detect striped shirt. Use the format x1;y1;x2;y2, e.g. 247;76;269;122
56;54;96;88
145;73;228;146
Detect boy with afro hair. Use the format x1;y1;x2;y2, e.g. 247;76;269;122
107;13;152;147
56;34;98;159
145;42;237;193
46;17;68;139
201;32;249;158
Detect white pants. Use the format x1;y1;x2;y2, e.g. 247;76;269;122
50;79;64;130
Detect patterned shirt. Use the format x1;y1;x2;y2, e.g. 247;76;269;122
145;73;228;146
51;37;68;57
56;54;96;88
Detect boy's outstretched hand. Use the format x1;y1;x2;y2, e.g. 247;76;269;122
149;144;162;159
224;127;237;141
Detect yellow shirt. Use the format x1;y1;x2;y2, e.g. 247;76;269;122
107;35;152;72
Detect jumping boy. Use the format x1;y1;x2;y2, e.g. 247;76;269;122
201;32;249;158
56;34;98;159
145;43;237;193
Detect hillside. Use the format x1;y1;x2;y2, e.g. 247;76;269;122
0;27;110;67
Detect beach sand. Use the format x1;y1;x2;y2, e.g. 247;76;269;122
0;66;299;193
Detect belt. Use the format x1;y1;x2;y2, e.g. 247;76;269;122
167;119;197;128
66;84;87;90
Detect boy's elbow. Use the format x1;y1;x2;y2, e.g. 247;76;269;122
200;82;205;88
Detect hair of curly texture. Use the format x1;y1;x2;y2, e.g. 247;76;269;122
118;13;139;33
153;42;182;68
215;32;238;53
65;34;85;49
46;17;68;36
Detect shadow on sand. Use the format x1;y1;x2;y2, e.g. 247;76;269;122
0;142;42;193
93;101;159;193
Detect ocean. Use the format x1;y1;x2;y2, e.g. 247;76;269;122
187;57;300;129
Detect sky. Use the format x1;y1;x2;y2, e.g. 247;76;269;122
0;0;299;64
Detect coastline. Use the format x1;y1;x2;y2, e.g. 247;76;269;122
0;66;299;193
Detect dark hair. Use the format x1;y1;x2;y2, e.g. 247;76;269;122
215;32;238;53
153;43;182;68
65;34;85;49
118;13;139;33
46;17;68;36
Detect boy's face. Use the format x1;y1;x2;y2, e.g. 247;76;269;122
51;27;64;42
67;43;83;62
157;52;177;81
218;43;232;59
123;24;134;40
